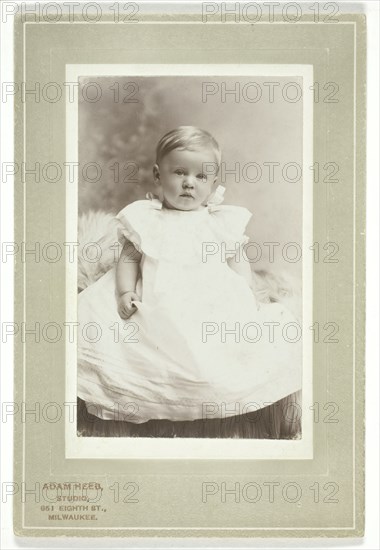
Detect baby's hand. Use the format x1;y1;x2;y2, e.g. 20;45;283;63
117;291;140;320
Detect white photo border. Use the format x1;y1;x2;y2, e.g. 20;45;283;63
65;63;314;460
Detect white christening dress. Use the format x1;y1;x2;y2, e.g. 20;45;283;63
77;192;302;423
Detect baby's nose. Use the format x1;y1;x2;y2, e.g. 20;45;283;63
183;176;195;188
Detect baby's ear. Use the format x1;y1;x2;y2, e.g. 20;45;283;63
153;164;160;182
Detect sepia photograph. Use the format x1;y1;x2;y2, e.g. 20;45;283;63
74;70;311;440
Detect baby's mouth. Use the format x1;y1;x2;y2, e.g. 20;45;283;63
180;193;194;198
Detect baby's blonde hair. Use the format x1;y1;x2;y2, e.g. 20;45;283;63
156;126;221;171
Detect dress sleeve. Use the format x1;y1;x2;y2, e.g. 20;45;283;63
115;199;162;257
209;205;252;250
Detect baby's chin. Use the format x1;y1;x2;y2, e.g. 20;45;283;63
163;197;204;211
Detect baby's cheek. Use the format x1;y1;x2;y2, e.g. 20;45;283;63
165;181;179;195
202;188;213;201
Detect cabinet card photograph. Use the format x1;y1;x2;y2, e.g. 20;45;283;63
10;9;366;538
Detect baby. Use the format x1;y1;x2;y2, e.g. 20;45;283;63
77;126;302;424
116;126;252;320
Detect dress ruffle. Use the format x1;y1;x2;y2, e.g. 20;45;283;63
115;197;252;264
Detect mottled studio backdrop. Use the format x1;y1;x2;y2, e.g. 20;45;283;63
78;76;303;277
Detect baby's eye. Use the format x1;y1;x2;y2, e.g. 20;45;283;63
174;169;185;176
197;173;207;183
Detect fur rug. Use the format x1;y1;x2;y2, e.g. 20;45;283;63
77;210;302;439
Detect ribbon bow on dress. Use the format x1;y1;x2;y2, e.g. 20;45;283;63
205;185;226;211
145;192;164;209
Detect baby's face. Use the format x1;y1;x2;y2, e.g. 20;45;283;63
154;148;218;211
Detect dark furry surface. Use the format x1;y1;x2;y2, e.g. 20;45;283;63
77;392;302;439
